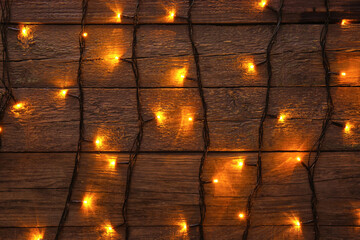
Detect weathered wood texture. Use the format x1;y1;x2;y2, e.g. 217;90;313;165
2;25;360;88
1;87;360;152
6;0;360;24
0;153;359;239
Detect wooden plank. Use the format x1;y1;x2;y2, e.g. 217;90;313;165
3;24;359;88
7;0;360;24
1;88;360;152
0;153;358;228
0;226;359;240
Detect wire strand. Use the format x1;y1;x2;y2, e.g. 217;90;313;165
54;1;89;239
119;1;142;239
0;0;16;148
187;1;210;239
242;1;284;239
302;0;334;239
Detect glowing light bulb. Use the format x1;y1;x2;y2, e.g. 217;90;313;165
157;115;161;120
60;89;68;97
238;213;245;219
117;13;121;19
296;157;301;162
248;63;255;72
13;102;24;110
181;223;187;232
105;225;114;234
95;137;103;147
341;72;346;76
344;123;352;133
82;195;92;208
115;56;119;60
341;19;348;25
259;0;267;8
0;127;2;133
238;160;244;168
82;32;88;37
279;114;285;122
110;160;116;166
21;26;28;37
188;117;193;121
180;74;185;80
213;179;219;183
294;220;301;227
169;11;175;18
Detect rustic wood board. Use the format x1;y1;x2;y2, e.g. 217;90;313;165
0;153;359;239
0;226;359;240
1;88;360;152
2;24;359;88
6;0;360;24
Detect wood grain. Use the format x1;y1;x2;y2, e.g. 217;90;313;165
1;88;360;152
2;24;359;88
0;153;358;239
6;0;360;24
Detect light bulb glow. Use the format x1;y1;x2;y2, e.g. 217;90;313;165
259;0;267;8
248;63;255;72
296;157;301;162
341;19;348;25
82;32;88;37
344;123;352;133
0;127;2;133
95;137;103;148
341;72;346;76
13;102;24;110
82;195;93;208
29;229;45;240
60;89;68;97
21;26;28;37
188;117;193;122
279;115;285;122
105;225;114;234
115;56;119;60
181;223;187;232
117;13;121;19
167;10;176;21
238;213;245;219
213;179;219;183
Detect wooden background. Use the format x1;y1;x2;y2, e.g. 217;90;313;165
1;0;360;239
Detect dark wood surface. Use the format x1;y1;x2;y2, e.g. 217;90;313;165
1;0;359;239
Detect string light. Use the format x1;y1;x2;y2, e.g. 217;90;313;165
248;63;255;72
105;225;114;235
296;157;301;162
117;13;121;20
213;179;219;183
0;126;2;133
167;10;176;21
237;159;244;168
341;19;348;25
21;26;28;37
95;137;103;148
239;213;245;219
181;223;187;232
188;117;193;122
344;123;352;133
13;102;24;110
259;0;267;8
109;158;116;167
278;114;286;122
82;32;88;38
340;72;346;76
82;195;93;209
60;89;68;97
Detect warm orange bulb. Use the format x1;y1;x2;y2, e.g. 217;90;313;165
188;117;193;121
341;72;346;76
13;102;24;110
296;157;301;162
95;137;103;147
21;26;28;37
105;225;114;234
180;74;185;79
0;127;2;133
294;220;301;227
181;223;187;231
157;115;161;120
60;89;68;97
117;13;121;19
279;114;285;122
213;179;219;183
82;195;92;208
238;160;244;168
341;19;348;25
239;213;245;219
169;11;175;18
344;123;352;133
110;160;116;166
82;32;88;37
248;63;255;71
259;0;267;8
115;56;119;60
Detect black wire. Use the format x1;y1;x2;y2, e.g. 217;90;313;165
187;1;210;239
0;0;16;148
301;0;334;239
242;1;284;239
54;1;89;239
119;1;142;239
